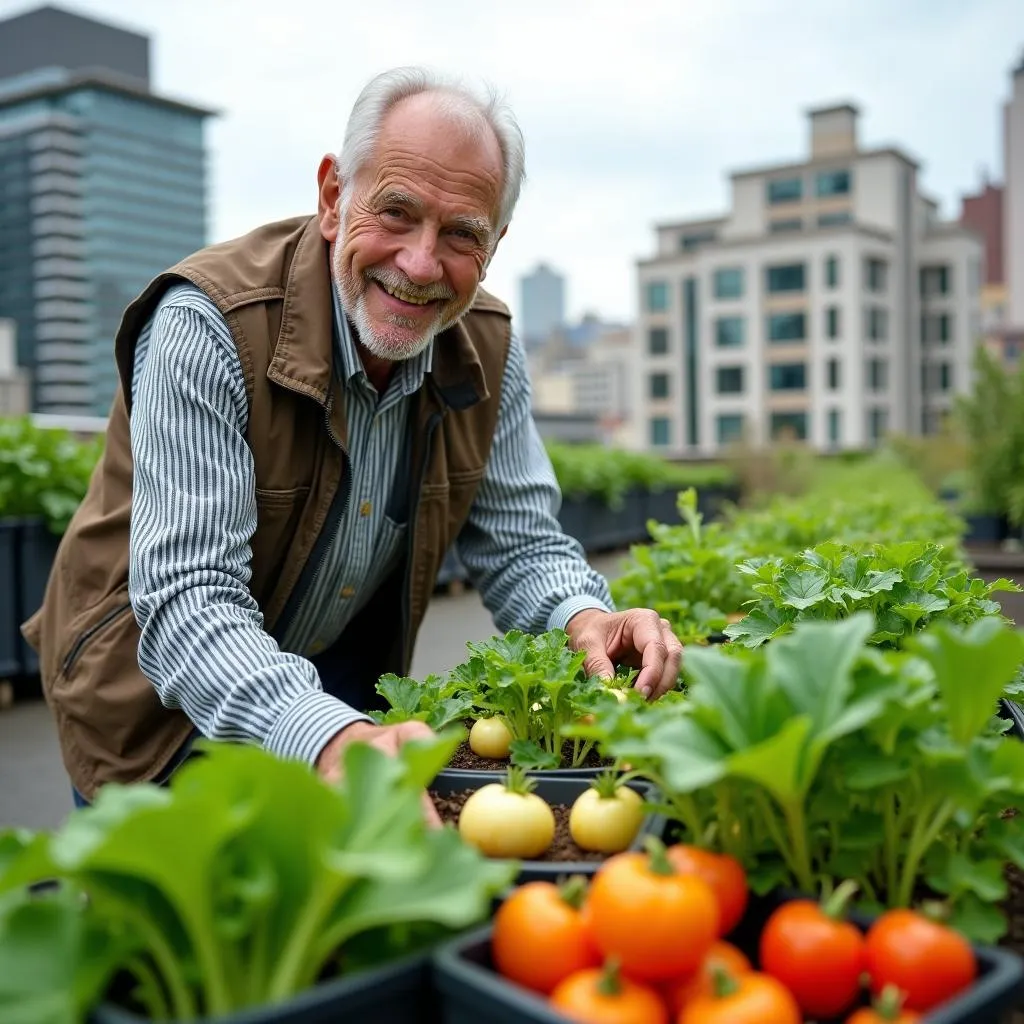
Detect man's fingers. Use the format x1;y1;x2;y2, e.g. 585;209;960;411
653;623;684;698
629;611;670;698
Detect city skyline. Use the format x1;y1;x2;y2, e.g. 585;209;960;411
0;0;1019;326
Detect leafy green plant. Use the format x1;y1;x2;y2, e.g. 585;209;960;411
0;735;514;1022
611;489;754;644
576;614;1024;941
544;441;735;509
370;630;636;769
0;416;103;534
725;540;1018;648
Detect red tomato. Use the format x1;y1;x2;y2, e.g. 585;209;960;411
759;894;866;1018
660;940;752;1018
665;844;749;936
491;880;600;994
585;841;720;982
678;969;801;1024
550;964;668;1024
864;909;976;1012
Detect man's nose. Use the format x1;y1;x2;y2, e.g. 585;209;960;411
394;228;444;285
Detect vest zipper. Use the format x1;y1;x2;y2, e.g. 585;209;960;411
271;397;352;642
62;601;134;676
399;408;445;670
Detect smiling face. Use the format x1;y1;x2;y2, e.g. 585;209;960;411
318;92;506;362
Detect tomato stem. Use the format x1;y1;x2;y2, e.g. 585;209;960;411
596;958;623;997
709;963;740;999
557;875;589;911
822;878;859;919
874;984;909;1021
643;835;675;875
590;769;624;800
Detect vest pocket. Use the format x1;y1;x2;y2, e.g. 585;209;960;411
61;596;134;678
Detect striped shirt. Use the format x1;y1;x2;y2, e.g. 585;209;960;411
128;280;613;767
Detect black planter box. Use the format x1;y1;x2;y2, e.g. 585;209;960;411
90;950;437;1024
643;489;680;528
964;513;1010;546
16;517;59;678
433;893;1024;1024
558;491;650;553
430;772;664;885
0;520;20;678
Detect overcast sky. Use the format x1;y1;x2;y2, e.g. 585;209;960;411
2;0;1021;325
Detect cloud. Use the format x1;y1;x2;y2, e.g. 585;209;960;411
0;0;1019;323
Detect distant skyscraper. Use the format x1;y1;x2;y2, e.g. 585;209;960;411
0;6;213;415
519;263;566;345
1006;52;1024;328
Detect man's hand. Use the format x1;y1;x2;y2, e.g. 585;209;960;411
316;720;443;826
566;608;683;700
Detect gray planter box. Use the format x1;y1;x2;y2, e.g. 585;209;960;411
17;517;59;678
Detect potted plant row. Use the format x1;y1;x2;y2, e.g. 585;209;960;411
0;416;103;683
0;730;516;1023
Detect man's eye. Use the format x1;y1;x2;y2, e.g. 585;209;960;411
381;208;405;220
453;229;479;242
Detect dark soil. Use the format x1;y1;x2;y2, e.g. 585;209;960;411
430;788;606;864
1002;864;1024;963
446;738;610;772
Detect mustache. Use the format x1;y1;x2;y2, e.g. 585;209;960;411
364;266;456;304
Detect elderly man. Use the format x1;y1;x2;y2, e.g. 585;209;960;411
24;67;682;804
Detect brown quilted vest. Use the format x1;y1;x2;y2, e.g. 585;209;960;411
22;214;512;799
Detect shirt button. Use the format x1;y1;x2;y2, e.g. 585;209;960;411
340;585;355;599
359;500;372;517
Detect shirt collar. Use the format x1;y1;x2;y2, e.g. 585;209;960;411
330;277;435;396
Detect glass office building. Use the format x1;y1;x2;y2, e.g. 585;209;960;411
0;7;212;415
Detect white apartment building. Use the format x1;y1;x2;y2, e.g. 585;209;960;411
635;104;983;456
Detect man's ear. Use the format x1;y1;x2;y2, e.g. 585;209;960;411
317;155;342;241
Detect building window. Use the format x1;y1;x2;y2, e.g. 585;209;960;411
866;306;888;341
818;211;852;227
716;366;745;394
715;316;745;347
768;311;807;342
717;414;744;444
769;363;807;390
770;412;808;441
828;408;841;445
713;267;744;299
825;255;839;288
828;358;841;390
767;177;803;204
681;231;716;251
939;363;953;392
867;358;888;392
645;280;669;311
868;407;889;443
648;327;669;354
770;219;803;233
650;417;671;446
816;169;851;196
865;258;888;293
649;372;670;399
920;265;951;297
921;313;951;345
766;263;806;293
826;306;840;339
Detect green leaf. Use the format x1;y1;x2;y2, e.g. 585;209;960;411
908;618;1024;746
509;739;560;771
726;715;814;807
947;892;1008;944
723;604;791;647
778;566;830;609
374;675;424;718
766;613;875;739
926;850;1008;902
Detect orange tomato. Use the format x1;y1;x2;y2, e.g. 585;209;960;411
665;844;749;936
846;983;922;1023
585;840;720;983
679;969;802;1024
551;964;668;1024
864;909;976;1012
491;879;600;995
660;941;752;1017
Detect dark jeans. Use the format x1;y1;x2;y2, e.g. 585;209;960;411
70;633;388;809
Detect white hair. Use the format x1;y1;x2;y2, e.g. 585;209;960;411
337;66;526;237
